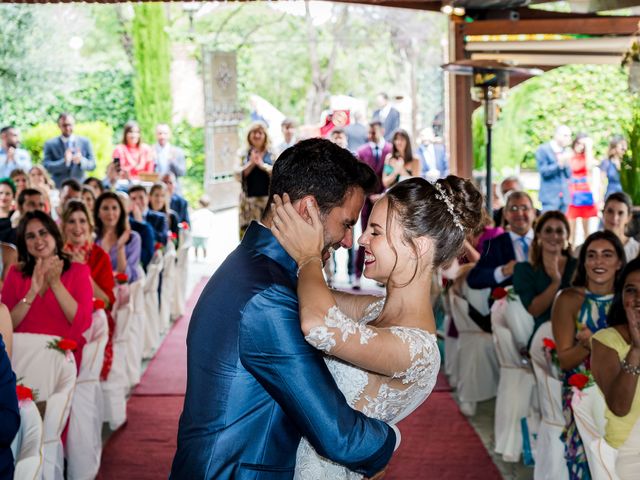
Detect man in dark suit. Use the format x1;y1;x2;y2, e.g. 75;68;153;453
0;335;20;479
372;93;400;142
353;121;392;288
170;138;396;479
161;172;190;226
345;110;368;153
467;191;536;331
43;113;96;188
128;185;169;246
536;125;572;213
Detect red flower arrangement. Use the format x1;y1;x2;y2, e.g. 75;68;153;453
114;273;128;285
47;337;78;354
154;242;164;251
543;338;556;350
568;372;592;390
93;298;106;311
169;231;178;240
179;221;189;231
16;384;34;402
491;287;515;301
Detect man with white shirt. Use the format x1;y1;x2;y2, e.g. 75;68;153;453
416;127;448;181
43;113;96;188
275;118;297;158
372;93;400;142
0;126;31;178
154;124;186;180
535;125;572;213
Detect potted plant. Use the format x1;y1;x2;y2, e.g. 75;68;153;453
621;95;640;237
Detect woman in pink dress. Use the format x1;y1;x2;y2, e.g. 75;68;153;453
112;121;155;179
567;133;598;245
1;211;93;368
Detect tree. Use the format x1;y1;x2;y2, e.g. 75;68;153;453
132;3;173;143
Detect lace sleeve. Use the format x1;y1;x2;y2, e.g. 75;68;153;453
304;305;438;380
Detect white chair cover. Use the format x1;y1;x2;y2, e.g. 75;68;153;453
171;230;191;319
159;243;177;333
503;294;535;350
66;310;108;480
448;286;499;416
143;251;163;359
11;399;43;480
572;386;620;480
101;284;131;430
11;333;77;480
125;267;146;388
491;298;537;462
530;322;569;480
443;313;459;389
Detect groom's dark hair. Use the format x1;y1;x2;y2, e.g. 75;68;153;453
266;138;378;216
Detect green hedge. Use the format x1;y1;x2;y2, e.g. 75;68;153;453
22;122;114;178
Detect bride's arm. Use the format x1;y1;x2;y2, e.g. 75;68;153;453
332;290;382;322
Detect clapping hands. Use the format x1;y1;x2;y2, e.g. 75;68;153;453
30;256;64;295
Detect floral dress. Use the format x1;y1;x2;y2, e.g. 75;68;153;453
294;298;440;479
561;290;613;480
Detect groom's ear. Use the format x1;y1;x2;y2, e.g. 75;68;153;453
297;195;318;222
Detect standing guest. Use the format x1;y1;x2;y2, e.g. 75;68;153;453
275;118;297;158
161;172;190;226
190;195;215;261
112;121;155;180
0;126;31;178
416;127;448;182
235;122;273;239
94;192;142;283
344;110;368;154
81;186;96;221
149;182;179;239
61;200;116;380
2;211;93;368
83;176;104;196
0;330;19;480
43;113;96;188
552;230;625;480
9;168;28;196
0;179;16;245
153;124;186;181
592;258;640;480
567;133;598;245
372;92;400;142
600;135;626;200
353;121;392;289
128;185;168;245
382;129;421;189
513;211;577;345
536;125;573;213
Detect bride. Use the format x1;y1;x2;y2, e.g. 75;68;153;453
270;175;483;479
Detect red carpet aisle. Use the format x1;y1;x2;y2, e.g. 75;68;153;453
99;280;501;479
97;278;208;479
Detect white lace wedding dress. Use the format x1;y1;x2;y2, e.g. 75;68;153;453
294;298;440;480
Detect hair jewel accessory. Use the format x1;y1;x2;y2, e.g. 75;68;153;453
434;182;464;231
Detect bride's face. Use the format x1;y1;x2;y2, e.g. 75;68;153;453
358;197;417;284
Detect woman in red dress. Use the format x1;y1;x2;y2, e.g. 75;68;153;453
567;133;598;245
111;121;155;179
61;200;116;380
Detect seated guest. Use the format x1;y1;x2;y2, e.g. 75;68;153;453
118;192;154;271
0;125;31;178
0;303;12;358
2;211;93;368
149;182;179;239
0;242;17;291
592;258;640;479
0;331;19;480
552;230;625;479
83;176;104;196
128;185;168;245
0;179;16;245
513;211;577;346
81;186;96;221
28;165;55;213
13;188;46;226
55;178;82;220
9;168;28;196
162;172;189;226
112;121;155;180
94;192;142;283
61;200;116;380
43;113;96;188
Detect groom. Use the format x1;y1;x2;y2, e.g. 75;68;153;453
171;139;398;479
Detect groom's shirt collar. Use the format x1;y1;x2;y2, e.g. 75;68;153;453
242;221;298;283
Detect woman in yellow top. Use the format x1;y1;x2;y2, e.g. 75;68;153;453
592;257;640;479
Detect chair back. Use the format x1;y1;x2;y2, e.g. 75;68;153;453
11;399;43;480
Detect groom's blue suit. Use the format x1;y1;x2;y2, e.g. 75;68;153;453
171;222;396;479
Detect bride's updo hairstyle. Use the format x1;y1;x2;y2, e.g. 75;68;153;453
385;176;483;271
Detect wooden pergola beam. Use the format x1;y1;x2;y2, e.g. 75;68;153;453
330;0;442;12
463;16;640;36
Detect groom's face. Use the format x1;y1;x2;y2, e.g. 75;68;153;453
318;187;365;263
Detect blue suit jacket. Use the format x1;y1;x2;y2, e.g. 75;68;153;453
171;222;395;479
43;135;96;188
535;142;571;211
129;218;154;270
0;335;20;480
143;210;168;246
372;108;400;142
170;194;190;226
467;232;516;290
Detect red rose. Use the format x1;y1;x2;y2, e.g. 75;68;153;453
16;385;33;401
170;231;178;240
115;273;128;284
179;222;189;231
154;242;163;251
93;298;106;311
491;287;508;300
57;339;78;352
543;338;556;350
568;373;590;390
